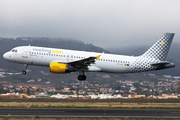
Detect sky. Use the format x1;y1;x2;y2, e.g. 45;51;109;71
0;0;180;48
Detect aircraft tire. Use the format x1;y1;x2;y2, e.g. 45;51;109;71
82;75;86;80
78;75;83;81
78;75;86;81
22;70;26;75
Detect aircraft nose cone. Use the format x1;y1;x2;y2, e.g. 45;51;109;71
3;52;8;60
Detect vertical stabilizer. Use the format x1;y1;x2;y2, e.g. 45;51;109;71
142;33;174;61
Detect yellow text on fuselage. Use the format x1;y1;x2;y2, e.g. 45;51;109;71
52;50;63;54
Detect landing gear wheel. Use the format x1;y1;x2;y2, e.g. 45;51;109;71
22;70;26;75
78;75;86;81
78;75;83;81
82;75;86;80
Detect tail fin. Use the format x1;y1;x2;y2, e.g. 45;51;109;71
142;33;175;61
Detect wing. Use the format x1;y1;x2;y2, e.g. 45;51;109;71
62;55;101;69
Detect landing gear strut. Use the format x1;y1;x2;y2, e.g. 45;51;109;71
22;64;28;75
78;71;86;81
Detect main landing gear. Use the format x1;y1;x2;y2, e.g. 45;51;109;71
78;71;86;81
22;64;28;75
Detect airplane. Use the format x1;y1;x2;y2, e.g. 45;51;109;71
3;33;175;81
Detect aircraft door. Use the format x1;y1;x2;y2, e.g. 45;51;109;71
22;47;29;58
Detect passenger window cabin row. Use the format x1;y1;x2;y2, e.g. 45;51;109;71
29;52;129;63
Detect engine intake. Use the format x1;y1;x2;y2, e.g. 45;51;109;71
50;62;73;73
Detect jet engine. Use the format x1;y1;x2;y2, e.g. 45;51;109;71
50;62;74;73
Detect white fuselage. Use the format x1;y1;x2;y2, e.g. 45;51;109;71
3;46;139;73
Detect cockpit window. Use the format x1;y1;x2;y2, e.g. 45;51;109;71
12;49;17;52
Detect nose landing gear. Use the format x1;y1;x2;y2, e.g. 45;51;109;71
22;64;28;75
78;71;86;81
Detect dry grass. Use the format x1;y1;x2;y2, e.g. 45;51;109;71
0;102;180;109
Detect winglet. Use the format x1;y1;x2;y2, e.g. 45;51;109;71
96;55;101;60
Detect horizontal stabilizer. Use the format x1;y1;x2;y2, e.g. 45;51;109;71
152;62;175;70
151;61;171;66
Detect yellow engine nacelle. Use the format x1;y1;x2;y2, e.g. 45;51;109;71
50;62;72;73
